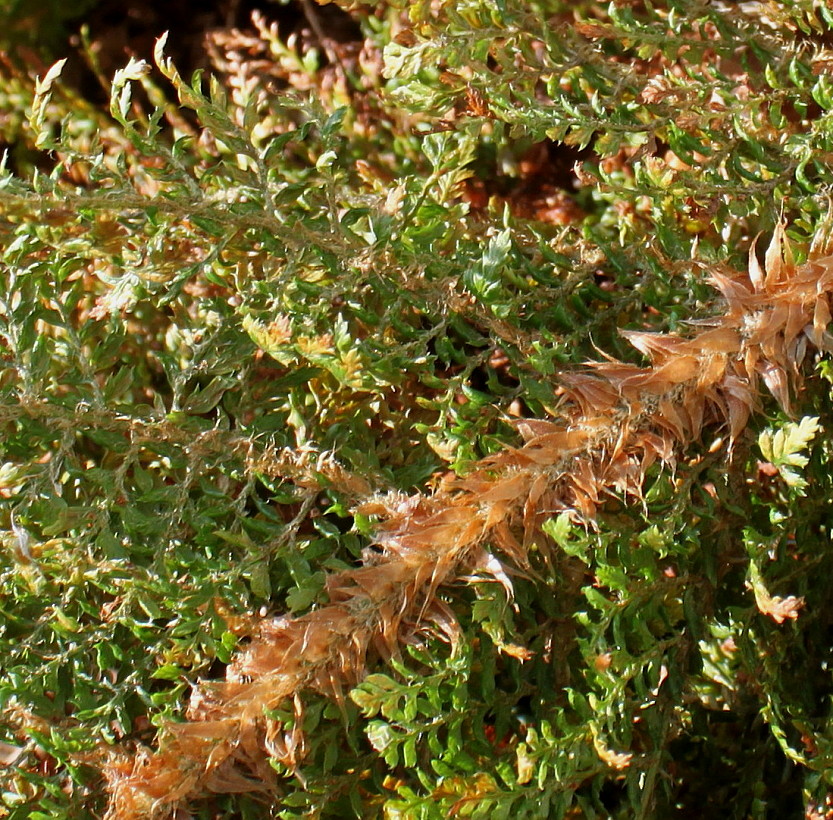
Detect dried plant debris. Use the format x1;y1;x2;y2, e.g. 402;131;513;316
100;228;833;818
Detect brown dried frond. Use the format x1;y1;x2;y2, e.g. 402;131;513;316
101;227;833;818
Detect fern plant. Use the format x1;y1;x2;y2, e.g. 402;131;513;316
2;2;833;819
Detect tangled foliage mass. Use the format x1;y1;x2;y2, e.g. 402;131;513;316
4;0;833;817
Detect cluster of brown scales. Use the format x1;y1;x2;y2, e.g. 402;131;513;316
101;225;833;818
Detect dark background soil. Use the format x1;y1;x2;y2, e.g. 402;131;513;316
3;0;360;101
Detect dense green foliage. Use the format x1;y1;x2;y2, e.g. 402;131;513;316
2;1;833;817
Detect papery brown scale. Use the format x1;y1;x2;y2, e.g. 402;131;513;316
682;389;706;438
750;304;789;346
448;475;493;496
389;523;461;555
479;443;532;469
571;487;598;519
759;362;792;412
515;419;563;441
424;599;462;653
657;398;688;441
167;719;239;746
604;421;627;465
650;354;703;387
764;222;786;286
407;552;456;612
523;472;551;546
186;677;229;716
478;471;532;504
516;442;572;466
337;640;365;685
607;366;669;397
789;334;809;371
412;504;484;556
741;345;761;387
616;369;665;395
620;329;690;362
525;471;550;516
558;374;620;416
352;562;411;600
672;401;693;439
354;498;392;517
262;719;288;766
587;361;647;387
484;498;511;528
247;625;301;664
287;623;334;667
245;616;293;646
350;626;373;668
577;416;619;437
238;717;268;763
211;679;258;711
631;450;654;494
816;265;833;296
697;354;728;389
230;643;297;680
228;680;287;722
538;428;595;453
813;296;832;347
569;460;603;505
602;450;640;496
116;754;185;796
329;565;386;600
492;518;527;565
107;751;200;809
204;741;237;778
695;326;742;354
101;239;833;819
702;384;734;428
722;372;758;406
319;668;348;715
559;479;586;517
377;599;402;658
725;395;753;441
641;430;675;464
748;235;765;290
710;271;754;306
